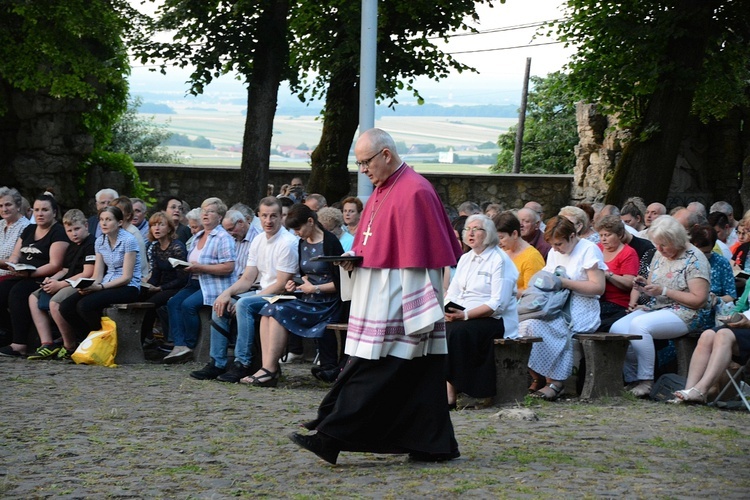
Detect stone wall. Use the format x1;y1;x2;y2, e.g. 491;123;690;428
135;164;573;215
0;90;94;206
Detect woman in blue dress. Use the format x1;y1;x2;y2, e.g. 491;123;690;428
242;204;344;387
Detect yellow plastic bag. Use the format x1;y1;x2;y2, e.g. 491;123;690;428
71;316;118;367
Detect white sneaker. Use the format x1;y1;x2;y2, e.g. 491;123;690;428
162;346;193;364
279;352;305;364
629;380;653;398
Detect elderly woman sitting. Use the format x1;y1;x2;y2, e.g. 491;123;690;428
610;216;710;397
317;207;353;252
444;214;518;408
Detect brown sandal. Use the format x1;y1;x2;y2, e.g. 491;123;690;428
528;378;545;394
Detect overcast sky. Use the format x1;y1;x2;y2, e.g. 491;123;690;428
129;0;572;106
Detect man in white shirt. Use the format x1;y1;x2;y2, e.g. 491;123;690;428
191;197;298;383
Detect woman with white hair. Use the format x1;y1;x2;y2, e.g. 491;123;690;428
559;205;599;243
317;207;353;252
444;214;519;408
610;216;710;396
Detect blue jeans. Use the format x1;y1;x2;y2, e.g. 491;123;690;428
168;280;204;349
210;293;268;368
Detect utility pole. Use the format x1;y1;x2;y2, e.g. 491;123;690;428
513;57;532;174
357;0;377;202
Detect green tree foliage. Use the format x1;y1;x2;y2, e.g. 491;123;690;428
108;97;180;163
292;0;502;202
134;0;291;208
492;72;577;174
0;0;132;139
0;0;139;207
551;0;750;205
554;0;750;128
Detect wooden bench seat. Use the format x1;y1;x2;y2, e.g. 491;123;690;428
493;336;543;404
326;323;348;364
674;332;702;378
105;303;155;365
573;333;642;399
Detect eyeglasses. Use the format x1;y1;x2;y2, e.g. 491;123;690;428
355;148;385;169
463;227;486;234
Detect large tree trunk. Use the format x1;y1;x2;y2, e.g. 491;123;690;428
706;109;745;214
307;66;359;204
605;1;717;207
240;0;290;209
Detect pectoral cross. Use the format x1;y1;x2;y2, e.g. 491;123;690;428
362;224;373;246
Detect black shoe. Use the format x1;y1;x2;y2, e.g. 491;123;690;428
288;432;339;465
0;345;24;358
190;361;226;380
216;361;250;383
408;449;461;462
311;365;340;383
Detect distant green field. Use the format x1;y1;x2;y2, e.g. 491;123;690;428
155;113;510;173
165;146;497;174
151;112;514;154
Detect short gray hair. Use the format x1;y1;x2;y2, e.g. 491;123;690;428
517;207;540;224
464;214;499;248
650;215;689;250
96;188;119;201
185;208;201;222
710;201;734;218
223;209;246;225
317;207;344;233
0;186;23;208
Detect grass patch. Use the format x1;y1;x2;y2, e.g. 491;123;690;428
492;445;575;466
644;436;691;449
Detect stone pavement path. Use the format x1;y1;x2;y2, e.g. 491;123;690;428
1;358;748;498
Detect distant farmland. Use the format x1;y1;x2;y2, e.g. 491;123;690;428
149;112;515;172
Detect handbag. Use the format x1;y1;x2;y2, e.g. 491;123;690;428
71;316;118;367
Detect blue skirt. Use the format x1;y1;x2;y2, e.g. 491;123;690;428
260;297;340;339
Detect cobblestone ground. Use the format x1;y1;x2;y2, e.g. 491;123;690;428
1;358;748;499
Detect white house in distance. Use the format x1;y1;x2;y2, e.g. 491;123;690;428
438;148;455;164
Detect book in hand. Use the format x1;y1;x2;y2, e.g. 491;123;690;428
7;262;37;272
444;300;465;312
65;277;96;289
733;268;750;280
168;257;191;269
263;295;298;304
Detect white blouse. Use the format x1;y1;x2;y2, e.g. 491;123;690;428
445;245;519;337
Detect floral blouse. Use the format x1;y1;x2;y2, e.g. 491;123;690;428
648;245;710;328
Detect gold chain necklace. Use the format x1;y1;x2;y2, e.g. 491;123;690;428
361;164;407;246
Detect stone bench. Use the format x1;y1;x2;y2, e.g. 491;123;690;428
573;333;642;399
493;336;543;404
105;302;155;365
674;332;702;378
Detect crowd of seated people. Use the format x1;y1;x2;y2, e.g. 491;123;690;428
2;182;749;408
